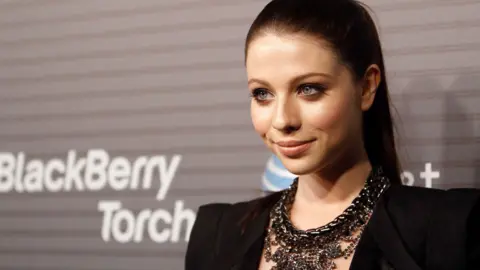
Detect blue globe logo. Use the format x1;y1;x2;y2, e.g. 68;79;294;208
262;155;297;192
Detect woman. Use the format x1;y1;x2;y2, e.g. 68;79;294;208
185;0;480;269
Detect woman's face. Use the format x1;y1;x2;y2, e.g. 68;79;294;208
246;33;374;176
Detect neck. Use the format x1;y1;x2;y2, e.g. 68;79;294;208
295;151;372;206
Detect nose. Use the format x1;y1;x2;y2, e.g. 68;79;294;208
272;96;301;133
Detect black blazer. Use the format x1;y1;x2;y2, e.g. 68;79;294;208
186;185;480;270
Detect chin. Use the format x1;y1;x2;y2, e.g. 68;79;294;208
278;155;321;176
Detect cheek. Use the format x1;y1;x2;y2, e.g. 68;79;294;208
250;103;271;137
306;95;356;133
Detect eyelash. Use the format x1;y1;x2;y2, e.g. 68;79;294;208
250;88;271;101
298;84;326;96
250;83;326;102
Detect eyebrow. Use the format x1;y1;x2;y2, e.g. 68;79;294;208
247;72;333;86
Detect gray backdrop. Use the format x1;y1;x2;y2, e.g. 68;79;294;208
0;0;479;269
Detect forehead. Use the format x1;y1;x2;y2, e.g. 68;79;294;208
246;33;341;78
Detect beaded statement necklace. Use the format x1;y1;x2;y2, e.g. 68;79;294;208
263;167;391;270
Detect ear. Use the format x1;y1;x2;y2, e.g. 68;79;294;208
360;64;381;111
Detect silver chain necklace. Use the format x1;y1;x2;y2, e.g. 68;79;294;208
263;167;391;270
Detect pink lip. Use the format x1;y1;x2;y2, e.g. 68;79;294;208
275;140;315;157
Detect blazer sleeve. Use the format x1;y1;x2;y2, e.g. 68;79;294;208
426;188;480;270
185;203;231;270
467;195;480;269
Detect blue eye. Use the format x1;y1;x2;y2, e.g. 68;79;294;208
298;84;325;96
251;88;273;101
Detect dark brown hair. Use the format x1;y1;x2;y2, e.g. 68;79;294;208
241;0;402;227
245;0;401;185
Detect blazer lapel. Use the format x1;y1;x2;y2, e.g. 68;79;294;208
353;193;422;270
216;205;271;270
